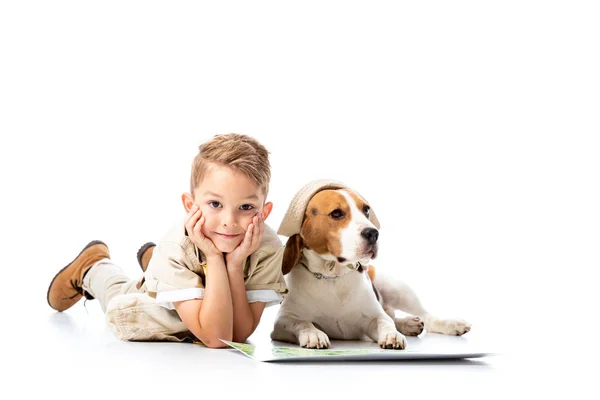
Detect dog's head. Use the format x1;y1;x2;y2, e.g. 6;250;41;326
282;188;380;275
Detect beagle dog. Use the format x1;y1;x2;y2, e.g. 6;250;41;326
270;180;471;349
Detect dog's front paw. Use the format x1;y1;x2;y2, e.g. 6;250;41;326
378;329;406;350
298;328;331;349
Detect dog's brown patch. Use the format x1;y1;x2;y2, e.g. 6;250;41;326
301;190;352;257
367;264;376;282
343;190;372;221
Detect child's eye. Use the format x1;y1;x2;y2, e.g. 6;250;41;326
240;204;254;211
208;201;222;209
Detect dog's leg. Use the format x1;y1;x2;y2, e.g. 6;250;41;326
422;316;472;336
384;305;424;336
364;314;407;349
271;314;331;349
379;281;425;336
375;274;471;336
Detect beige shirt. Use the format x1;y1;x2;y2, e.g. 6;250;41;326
143;218;288;309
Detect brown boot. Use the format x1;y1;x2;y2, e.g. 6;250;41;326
136;242;156;272
47;240;110;312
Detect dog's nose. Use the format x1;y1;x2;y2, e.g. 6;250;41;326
361;228;379;245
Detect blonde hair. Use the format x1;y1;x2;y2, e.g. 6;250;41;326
190;133;271;196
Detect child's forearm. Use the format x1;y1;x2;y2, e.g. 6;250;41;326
200;255;233;342
227;265;255;342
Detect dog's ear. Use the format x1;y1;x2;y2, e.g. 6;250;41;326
282;234;304;275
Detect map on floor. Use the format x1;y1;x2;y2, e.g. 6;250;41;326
221;338;492;362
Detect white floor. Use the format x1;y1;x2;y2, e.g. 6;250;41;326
5;296;573;400
4;246;595;400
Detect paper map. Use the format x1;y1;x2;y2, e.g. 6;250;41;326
221;340;491;362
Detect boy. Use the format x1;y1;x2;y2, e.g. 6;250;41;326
47;133;288;348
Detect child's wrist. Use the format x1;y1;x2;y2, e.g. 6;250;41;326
206;254;225;265
225;260;244;272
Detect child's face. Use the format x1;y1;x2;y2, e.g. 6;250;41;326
184;164;270;253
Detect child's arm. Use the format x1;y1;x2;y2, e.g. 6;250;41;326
227;265;266;342
173;206;235;348
225;213;267;342
173;254;233;348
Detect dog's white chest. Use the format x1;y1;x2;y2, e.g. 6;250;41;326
282;268;382;339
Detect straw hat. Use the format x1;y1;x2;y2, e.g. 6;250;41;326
277;179;381;237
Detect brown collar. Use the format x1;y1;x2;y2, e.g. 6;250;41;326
301;261;362;279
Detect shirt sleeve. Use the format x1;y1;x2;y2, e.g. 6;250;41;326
244;246;288;295
246;289;283;308
143;240;206;309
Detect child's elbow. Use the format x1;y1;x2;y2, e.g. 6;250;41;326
232;333;250;343
203;338;230;349
201;330;232;348
233;327;256;344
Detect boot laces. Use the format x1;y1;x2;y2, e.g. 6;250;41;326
60;278;83;300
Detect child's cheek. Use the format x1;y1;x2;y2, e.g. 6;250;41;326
241;215;256;230
199;205;213;217
199;206;215;231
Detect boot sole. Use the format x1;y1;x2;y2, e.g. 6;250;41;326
136;242;156;271
46;240;108;310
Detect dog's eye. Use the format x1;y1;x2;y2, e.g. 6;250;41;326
363;205;371;217
329;209;345;220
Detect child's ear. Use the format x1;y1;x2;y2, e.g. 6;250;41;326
181;192;195;213
261;202;273;220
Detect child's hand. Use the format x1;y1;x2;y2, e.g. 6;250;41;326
185;204;221;258
225;213;264;268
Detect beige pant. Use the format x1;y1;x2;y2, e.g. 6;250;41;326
82;259;196;342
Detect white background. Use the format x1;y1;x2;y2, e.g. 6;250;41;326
1;1;599;399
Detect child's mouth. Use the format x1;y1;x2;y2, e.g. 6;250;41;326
216;233;241;239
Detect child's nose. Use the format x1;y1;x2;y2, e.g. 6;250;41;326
222;213;238;228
